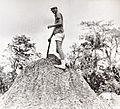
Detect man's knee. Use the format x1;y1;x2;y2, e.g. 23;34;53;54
56;47;62;53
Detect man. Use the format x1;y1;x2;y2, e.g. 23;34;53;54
48;6;65;69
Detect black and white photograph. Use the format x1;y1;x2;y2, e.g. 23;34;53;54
0;0;120;109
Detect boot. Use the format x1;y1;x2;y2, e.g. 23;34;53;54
54;60;66;69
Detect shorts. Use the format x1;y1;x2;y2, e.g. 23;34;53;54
54;33;65;41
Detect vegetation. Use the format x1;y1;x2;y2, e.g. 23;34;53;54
0;35;41;94
67;21;120;95
7;35;41;70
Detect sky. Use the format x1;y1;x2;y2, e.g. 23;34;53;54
0;0;120;60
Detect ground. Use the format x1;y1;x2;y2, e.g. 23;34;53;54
0;55;113;109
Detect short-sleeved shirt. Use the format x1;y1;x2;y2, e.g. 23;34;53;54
53;12;64;35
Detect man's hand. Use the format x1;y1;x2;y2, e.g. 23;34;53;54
48;38;51;42
47;25;52;29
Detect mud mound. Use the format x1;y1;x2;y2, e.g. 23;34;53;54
0;57;111;109
47;54;61;65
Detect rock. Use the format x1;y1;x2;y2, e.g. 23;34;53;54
0;58;111;109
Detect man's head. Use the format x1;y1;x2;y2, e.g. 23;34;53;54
50;6;58;14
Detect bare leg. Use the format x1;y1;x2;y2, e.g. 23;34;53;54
56;40;65;60
55;40;65;69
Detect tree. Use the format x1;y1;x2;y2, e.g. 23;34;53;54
0;35;41;93
80;21;120;69
67;43;82;70
67;20;120;94
0;66;8;94
7;35;41;72
1;35;41;90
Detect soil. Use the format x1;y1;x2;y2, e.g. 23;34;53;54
0;55;111;109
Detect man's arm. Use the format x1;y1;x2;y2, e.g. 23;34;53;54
48;22;62;29
48;13;63;29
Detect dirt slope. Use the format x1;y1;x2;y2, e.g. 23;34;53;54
0;56;111;109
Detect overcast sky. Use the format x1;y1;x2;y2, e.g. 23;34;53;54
0;0;120;58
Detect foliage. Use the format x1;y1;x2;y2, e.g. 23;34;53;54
67;43;82;70
80;20;120;67
0;35;41;94
7;35;41;71
67;20;120;95
0;66;8;94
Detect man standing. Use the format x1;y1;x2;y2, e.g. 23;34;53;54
47;6;65;69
